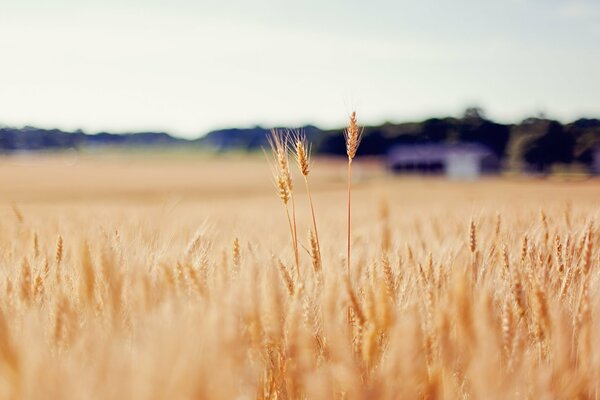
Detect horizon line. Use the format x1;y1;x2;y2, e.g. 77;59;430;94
2;112;600;140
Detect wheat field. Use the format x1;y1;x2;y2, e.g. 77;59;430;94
0;152;599;399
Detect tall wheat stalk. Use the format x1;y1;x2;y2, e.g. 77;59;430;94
344;111;362;277
268;129;300;276
292;130;321;271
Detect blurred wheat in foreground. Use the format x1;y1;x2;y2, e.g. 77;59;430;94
0;147;598;399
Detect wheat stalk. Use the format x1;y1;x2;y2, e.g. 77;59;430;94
268;129;300;277
344;111;362;277
292;130;322;272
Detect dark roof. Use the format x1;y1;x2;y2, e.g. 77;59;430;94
387;143;494;164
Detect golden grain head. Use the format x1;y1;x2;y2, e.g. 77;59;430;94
308;229;320;274
276;174;290;204
268;129;293;190
344;111;362;160
469;219;477;253
291;130;310;176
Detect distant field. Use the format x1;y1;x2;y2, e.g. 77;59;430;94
0;154;599;398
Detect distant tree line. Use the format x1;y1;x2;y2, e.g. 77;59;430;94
315;108;600;173
2;108;600;172
0;128;187;151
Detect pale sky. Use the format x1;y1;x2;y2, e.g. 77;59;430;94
0;0;599;138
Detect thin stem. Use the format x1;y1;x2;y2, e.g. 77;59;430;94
304;176;321;262
290;192;300;278
347;159;352;278
284;204;299;277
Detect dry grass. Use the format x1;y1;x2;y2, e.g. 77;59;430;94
0;152;598;399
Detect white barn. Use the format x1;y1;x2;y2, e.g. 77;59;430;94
387;143;499;179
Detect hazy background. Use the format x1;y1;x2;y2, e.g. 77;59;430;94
1;0;599;137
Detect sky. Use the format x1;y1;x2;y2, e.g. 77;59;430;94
0;0;599;138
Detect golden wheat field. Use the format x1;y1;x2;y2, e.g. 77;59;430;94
0;152;599;399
